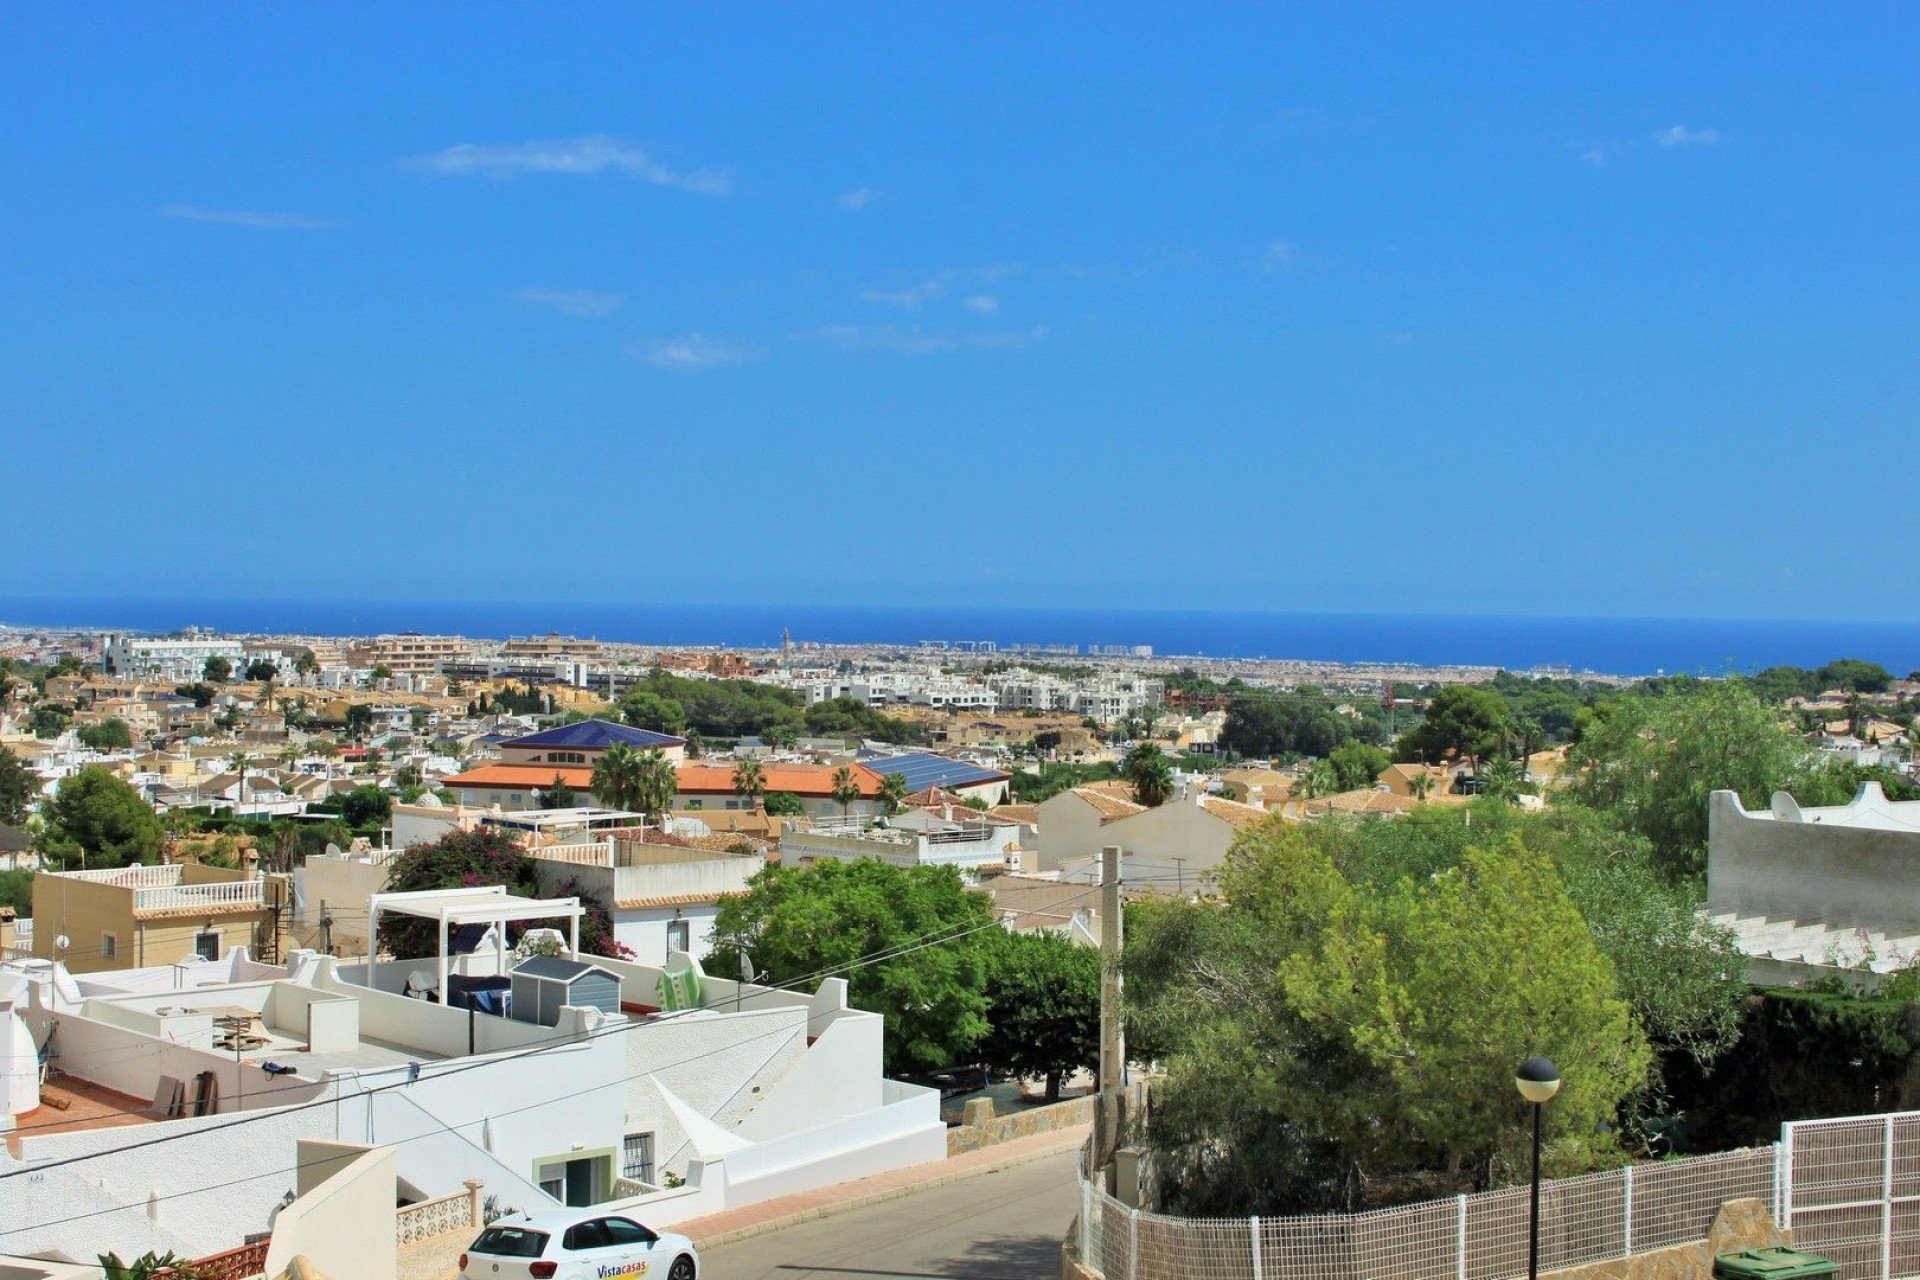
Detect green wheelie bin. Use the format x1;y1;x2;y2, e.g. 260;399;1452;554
1713;1247;1838;1280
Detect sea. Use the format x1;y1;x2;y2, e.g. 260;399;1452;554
1;597;1915;679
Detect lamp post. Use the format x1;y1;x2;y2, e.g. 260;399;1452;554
1516;1056;1561;1280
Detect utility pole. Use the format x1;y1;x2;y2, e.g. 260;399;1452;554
1095;844;1126;1190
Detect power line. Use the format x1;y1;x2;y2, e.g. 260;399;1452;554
0;883;1100;1148
0;890;1106;1247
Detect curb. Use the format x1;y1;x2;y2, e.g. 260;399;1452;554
688;1128;1089;1250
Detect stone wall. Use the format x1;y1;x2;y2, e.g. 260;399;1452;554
948;1094;1096;1156
1541;1198;1790;1280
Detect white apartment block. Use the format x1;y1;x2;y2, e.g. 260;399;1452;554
101;634;247;683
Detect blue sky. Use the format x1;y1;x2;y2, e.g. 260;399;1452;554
3;6;1916;619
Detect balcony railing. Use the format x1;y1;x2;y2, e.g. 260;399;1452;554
133;879;265;913
61;863;184;888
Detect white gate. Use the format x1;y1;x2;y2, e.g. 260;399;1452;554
1783;1111;1920;1280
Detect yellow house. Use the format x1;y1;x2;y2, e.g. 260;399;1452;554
1378;762;1452;799
1219;767;1296;808
30;863;288;974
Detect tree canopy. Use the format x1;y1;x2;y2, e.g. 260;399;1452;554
1563;680;1810;879
763;791;805;817
1220;696;1354;760
40;767;164;868
976;929;1100;1101
1393;684;1513;769
76;719;134;751
711;859;998;1074
0;747;40;826
615;669;803;740
1326;741;1390;792
1128;809;1716;1215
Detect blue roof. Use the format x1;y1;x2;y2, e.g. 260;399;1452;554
505;719;684;751
860;753;1008;792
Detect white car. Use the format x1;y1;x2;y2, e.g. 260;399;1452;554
459;1210;699;1280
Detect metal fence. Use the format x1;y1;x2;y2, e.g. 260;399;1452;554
1079;1142;1786;1280
1782;1112;1920;1280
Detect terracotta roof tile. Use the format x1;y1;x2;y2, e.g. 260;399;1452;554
1199;796;1272;829
614;890;750;909
1071;787;1147;820
676;762;884;798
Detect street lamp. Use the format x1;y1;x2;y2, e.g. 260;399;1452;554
1516;1056;1561;1280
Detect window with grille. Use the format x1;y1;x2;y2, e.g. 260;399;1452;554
622;1133;654;1183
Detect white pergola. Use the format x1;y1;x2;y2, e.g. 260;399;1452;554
367;885;585;1005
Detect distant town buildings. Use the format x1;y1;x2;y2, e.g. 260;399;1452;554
101;631;246;682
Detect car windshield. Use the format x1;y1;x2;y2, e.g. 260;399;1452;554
472;1227;549;1258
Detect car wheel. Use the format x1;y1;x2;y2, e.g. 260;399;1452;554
669;1256;696;1280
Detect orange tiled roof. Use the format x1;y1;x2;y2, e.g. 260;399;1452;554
1070;787;1148;821
676;762;884;798
444;763;596;789
1305;789;1419;816
614;890;751;909
1199;796;1273;830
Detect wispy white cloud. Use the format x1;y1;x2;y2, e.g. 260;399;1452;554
963;295;999;315
1579;146;1608;167
410;135;730;193
837;186;876;211
1261;239;1297;273
801;324;1047;355
511;288;626;317
861;273;953;308
1656;125;1719;148
158;203;337;231
628;333;761;371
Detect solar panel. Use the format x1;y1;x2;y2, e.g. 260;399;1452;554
863;753;1006;791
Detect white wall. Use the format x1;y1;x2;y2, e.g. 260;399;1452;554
724;1082;944;1205
1097;800;1238;881
265;1143;397;1280
1035;792;1110;872
732;1014;883;1141
1708;787;1920;938
614;905;721;967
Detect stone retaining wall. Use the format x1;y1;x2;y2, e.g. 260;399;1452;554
1540;1197;1790;1280
949;1094;1097;1156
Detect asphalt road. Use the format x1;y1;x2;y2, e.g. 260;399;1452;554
700;1147;1081;1280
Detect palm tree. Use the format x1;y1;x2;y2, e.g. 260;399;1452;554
830;765;861;817
633;747;679;824
1126;742;1175;807
733;758;767;807
1846;691;1867;739
684;728;706;760
228;751;252;809
98;1251;198;1280
1483;755;1525;805
1408;769;1434;803
1298;759;1338;800
592;741;642;811
877;771;909;816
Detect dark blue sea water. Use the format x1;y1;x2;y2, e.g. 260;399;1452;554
1;597;1914;678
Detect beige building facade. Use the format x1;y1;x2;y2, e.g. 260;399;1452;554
30;863;288;973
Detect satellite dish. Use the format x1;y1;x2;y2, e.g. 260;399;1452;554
739;952;754;984
54;935;70;952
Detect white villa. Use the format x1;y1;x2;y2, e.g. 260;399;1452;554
0;885;942;1265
